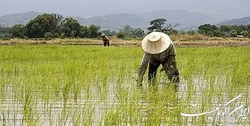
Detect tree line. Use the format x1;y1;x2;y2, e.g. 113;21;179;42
0;14;250;39
0;13;101;39
0;13;145;39
198;24;250;37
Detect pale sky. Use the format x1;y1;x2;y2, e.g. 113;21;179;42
0;0;250;20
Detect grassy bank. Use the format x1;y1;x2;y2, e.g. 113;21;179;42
1;34;250;47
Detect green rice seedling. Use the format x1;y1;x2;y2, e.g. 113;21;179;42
114;87;143;125
57;107;72;126
46;102;54;126
82;107;95;126
71;109;82;126
21;87;37;125
103;105;122;126
1;112;6;126
0;45;250;125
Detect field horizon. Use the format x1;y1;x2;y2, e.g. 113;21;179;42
1;34;250;47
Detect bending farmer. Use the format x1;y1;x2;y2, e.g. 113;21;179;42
101;33;110;47
137;32;180;86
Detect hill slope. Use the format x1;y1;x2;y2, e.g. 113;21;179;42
0;10;233;31
142;9;219;30
72;13;150;31
218;17;250;26
0;11;41;27
72;10;218;31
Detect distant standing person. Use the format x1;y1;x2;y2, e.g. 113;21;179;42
101;33;110;47
137;32;180;87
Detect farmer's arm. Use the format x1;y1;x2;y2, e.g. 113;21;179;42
167;43;180;80
105;36;109;41
137;53;150;86
168;44;177;69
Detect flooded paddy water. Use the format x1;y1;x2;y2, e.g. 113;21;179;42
0;45;249;125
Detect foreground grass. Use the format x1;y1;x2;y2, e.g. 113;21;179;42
0;45;249;125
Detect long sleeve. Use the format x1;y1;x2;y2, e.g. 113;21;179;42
167;44;179;82
137;53;150;85
169;44;177;69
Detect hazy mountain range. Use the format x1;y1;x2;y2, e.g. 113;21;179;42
73;9;220;31
0;10;250;31
218;17;250;26
0;11;40;27
1;0;250;19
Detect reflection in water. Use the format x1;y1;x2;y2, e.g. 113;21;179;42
0;76;249;125
178;76;250;125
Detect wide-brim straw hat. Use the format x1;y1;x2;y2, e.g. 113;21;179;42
142;32;171;54
101;33;106;37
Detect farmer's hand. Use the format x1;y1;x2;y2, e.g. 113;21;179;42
173;69;180;83
136;77;143;88
160;67;166;72
174;70;179;76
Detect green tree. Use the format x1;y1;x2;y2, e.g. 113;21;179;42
240;30;248;37
220;25;231;32
0;25;9;38
132;28;144;37
53;14;63;30
117;32;126;38
147;18;178;34
88;25;100;38
118;25;144;38
198;24;219;37
79;26;90;38
220;25;232;37
8;24;26;38
26;13;58;38
59;18;81;37
230;30;238;37
147;18;166;32
0;25;8;33
122;25;133;36
44;32;54;40
213;30;223;37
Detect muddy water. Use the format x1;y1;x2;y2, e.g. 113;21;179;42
177;76;250;126
0;77;249;126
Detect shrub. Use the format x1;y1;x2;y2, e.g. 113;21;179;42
116;32;126;38
44;32;54;40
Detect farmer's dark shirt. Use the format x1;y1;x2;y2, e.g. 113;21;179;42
102;36;109;41
138;43;177;82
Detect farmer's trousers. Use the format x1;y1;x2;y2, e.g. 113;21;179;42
148;61;179;84
103;40;109;46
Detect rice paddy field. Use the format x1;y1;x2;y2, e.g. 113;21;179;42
0;45;249;125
